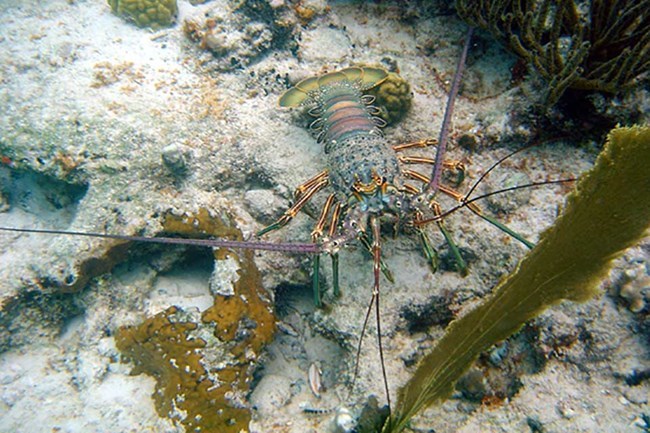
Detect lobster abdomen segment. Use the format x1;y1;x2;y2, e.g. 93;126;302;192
279;66;400;206
320;90;380;144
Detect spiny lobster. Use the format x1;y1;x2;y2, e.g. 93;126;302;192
0;27;572;429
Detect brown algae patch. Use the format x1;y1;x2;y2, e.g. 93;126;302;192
116;209;276;432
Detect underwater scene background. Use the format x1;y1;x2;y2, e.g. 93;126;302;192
0;1;648;432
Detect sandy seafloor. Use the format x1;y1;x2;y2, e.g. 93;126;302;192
0;1;648;432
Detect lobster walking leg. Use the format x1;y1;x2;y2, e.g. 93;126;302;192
393;138;465;185
416;224;439;271
430;202;468;276
311;193;338;306
403;169;480;213
398;154;465;185
257;174;329;236
409;165;535;249
328;203;343;298
294;169;329;199
311;193;337;241
391;138;437;151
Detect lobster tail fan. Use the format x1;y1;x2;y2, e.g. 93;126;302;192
279;76;321;107
278;87;308;107
279;67;388;107
359;67;388;89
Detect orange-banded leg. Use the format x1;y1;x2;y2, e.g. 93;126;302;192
327;202;343;299
393;138;466;185
257;175;329;237
403;169;469;274
294;169;329;200
398;154;466;186
258;173;345;307
403;169;480;213
311;196;394;306
402;181;438;271
392;138;438;151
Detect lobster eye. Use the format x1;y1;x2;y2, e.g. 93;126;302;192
350;220;358;228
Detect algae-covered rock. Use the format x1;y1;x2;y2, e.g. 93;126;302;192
368;71;413;125
108;0;178;29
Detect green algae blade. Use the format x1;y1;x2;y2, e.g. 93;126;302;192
383;125;650;433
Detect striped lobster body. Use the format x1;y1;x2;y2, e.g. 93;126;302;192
279;67;402;214
267;62;503;311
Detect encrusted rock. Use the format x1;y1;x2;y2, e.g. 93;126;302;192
108;0;178;29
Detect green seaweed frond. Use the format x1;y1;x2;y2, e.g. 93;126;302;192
382;124;650;432
455;0;650;105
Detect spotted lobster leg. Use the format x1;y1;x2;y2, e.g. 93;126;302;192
258;170;395;307
310;193;340;307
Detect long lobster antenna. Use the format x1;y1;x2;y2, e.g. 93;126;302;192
414;178;577;226
0;226;322;254
463;136;570;201
426;27;474;194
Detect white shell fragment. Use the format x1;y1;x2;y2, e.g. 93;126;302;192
308;362;323;398
334;407;356;433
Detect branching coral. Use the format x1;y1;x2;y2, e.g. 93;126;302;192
455;0;650;104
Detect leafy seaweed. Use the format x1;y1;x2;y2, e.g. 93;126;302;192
383;125;650;432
